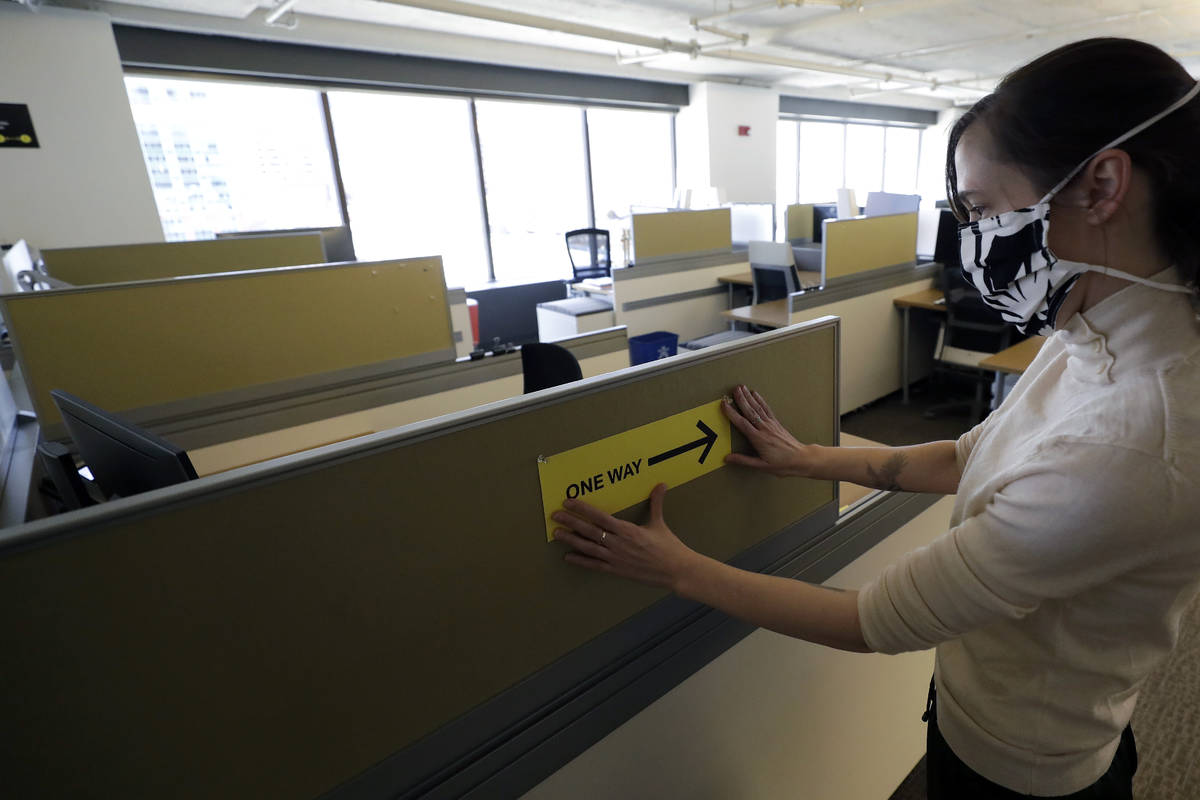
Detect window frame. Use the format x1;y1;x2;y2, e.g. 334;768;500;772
125;67;678;288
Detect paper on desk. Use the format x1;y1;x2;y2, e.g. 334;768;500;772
538;399;730;541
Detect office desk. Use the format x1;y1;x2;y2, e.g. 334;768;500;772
721;299;790;329
980;336;1046;405
893;289;946;404
569;281;614;299
718;270;823;306
979;335;1045;375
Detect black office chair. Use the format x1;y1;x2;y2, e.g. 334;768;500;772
520;342;583;393
751;263;799;305
565;228;611;281
924;263;1015;423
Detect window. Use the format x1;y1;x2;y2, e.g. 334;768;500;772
124;76;341;241
327;90;489;289
775;119;799;234
586;107;675;268
797;121;845;203
883;126;921;195
792;118;924;206
844;123;885;206
475;100;591;284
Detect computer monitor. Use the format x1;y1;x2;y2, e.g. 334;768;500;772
730;203;775;250
864;192;921;217
748;241;799;304
933;209;962;269
50;389;198;500
811;204;839;244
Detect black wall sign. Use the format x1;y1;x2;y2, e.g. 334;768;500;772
0;104;39;148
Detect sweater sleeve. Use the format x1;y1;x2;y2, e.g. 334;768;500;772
858;439;1174;655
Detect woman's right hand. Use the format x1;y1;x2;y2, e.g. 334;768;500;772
722;385;815;478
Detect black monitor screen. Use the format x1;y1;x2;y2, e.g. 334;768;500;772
50;390;198;500
933;209;962;269
811;204;838;244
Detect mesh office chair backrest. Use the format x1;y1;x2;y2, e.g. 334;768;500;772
565;229;611;281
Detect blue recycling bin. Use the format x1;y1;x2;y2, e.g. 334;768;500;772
629;331;679;365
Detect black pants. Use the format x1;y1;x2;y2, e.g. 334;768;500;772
923;678;1138;799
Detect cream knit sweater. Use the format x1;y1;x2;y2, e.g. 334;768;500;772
858;268;1200;796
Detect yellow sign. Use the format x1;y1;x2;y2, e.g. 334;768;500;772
538;399;731;540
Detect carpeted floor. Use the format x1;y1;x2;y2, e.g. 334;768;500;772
846;386;1200;800
841;380;977;447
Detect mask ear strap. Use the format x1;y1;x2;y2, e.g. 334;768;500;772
1038;80;1200;204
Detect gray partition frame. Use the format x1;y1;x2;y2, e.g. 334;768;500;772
0;318;946;800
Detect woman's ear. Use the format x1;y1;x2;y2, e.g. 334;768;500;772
1082;148;1133;226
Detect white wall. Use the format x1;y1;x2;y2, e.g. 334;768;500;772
522;495;955;800
675;82;778;204
0;6;163;249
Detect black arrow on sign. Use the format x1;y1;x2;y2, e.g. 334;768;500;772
648;420;718;467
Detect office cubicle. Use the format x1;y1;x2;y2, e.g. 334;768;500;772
39;232;327;286
618;208;746;341
217;225;356;263
1;257;455;442
179;326;632;476
788;211;935;412
0;319;848;799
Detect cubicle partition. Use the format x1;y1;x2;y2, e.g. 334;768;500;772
785;203;815;242
0;319;841;799
39;232;327;286
618;208;745;341
821;212;918;283
1;257;455;441
177;326;632;475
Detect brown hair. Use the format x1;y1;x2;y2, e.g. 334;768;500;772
946;37;1200;290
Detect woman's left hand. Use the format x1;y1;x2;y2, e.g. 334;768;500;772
552;483;700;591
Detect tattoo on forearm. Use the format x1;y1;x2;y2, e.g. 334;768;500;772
865;453;908;491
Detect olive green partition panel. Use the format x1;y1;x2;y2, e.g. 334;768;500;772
40;232;327;285
632;208;732;261
0;257;454;437
823;212;918;280
786;203;814;241
0;320;838;800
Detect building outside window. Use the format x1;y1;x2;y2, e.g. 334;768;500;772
124;75;341;242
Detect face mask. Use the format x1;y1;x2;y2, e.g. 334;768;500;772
958;81;1200;336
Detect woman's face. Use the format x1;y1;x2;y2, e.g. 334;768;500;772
953;122;1042;222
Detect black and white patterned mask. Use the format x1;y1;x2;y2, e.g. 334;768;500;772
958;81;1200;336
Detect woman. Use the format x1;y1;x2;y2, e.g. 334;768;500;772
551;38;1200;798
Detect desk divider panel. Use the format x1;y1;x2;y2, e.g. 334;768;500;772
0;320;838;800
1;257;454;436
823;212;918;280
632;208;732;261
786;203;814;241
40;232;328;286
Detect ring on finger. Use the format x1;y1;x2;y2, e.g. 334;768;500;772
600;530;609;543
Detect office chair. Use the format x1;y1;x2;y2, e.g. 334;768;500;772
924;263;1014;423
564;228;611;281
520;342;583;393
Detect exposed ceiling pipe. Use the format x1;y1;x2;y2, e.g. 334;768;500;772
693;22;749;45
372;0;694;57
373;0;949;95
692;0;854;27
839;4;1193;68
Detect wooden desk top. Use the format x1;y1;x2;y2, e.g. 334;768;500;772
893;288;945;312
721;298;790;329
569;281;614;297
718;269;822;289
979;335;1046;375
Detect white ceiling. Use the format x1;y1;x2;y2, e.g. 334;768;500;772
44;0;1200;110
